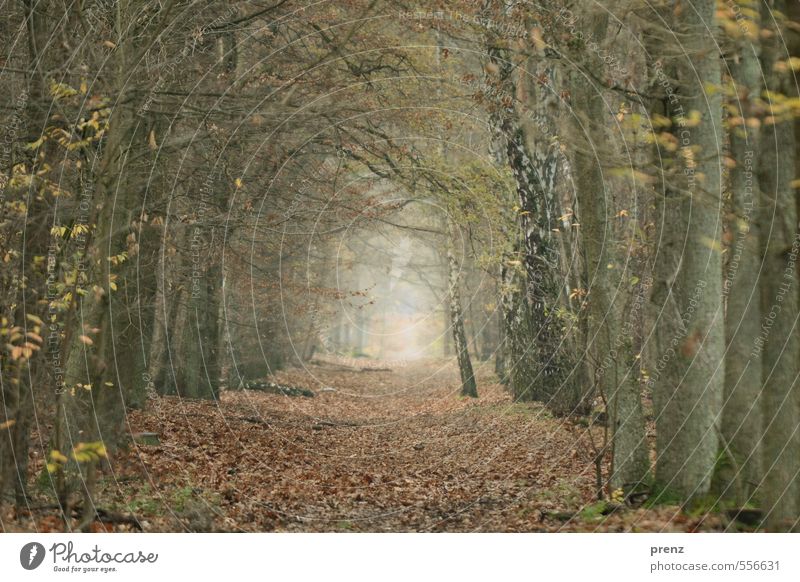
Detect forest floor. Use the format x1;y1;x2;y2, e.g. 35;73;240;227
4;360;735;532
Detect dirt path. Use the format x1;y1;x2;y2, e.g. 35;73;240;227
116;360;604;531
7;360;723;532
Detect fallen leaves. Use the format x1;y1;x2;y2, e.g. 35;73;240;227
3;360;729;533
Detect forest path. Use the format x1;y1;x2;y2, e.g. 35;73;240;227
113;360;600;531
101;361;709;531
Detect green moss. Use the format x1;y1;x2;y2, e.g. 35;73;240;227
644;484;685;508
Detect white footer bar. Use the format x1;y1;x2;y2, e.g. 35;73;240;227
1;533;797;581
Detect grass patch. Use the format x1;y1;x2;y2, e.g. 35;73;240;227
124;484;161;514
112;481;220;517
643;483;685;508
469;402;552;419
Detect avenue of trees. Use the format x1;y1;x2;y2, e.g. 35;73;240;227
1;0;799;531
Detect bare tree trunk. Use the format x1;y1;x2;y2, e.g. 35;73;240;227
496;260;513;385
149;223;201;396
162;221;220;400
567;8;650;492
650;0;724;501
715;6;763;505
757;0;800;530
447;237;477;398
0;0;49;508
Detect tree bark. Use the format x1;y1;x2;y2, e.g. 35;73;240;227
0;0;50;507
650;0;724;501
757;0;800;530
567;12;650;492
447;236;477;398
715;6;763;505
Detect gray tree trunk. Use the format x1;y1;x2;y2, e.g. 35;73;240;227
488;42;583;414
650;0;724;501
158;221;220;400
757;0;800;530
715;7;763;505
447;238;477;398
0;0;51;507
567;12;651;492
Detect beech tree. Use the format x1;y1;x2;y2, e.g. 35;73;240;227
717;0;763;506
646;0;725;501
756;0;800;529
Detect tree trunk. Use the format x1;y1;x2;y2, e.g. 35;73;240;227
502;118;572;410
650;0;724;501
715;7;763;505
567;13;650;492
179;268;220;399
757;0;800;530
0;0;50;507
447;238;477;398
164;222;221;400
149;231;185;397
494;270;508;383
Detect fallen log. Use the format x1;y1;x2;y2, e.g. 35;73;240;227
91;507;143;530
309;358;358;371
244;380;315;398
